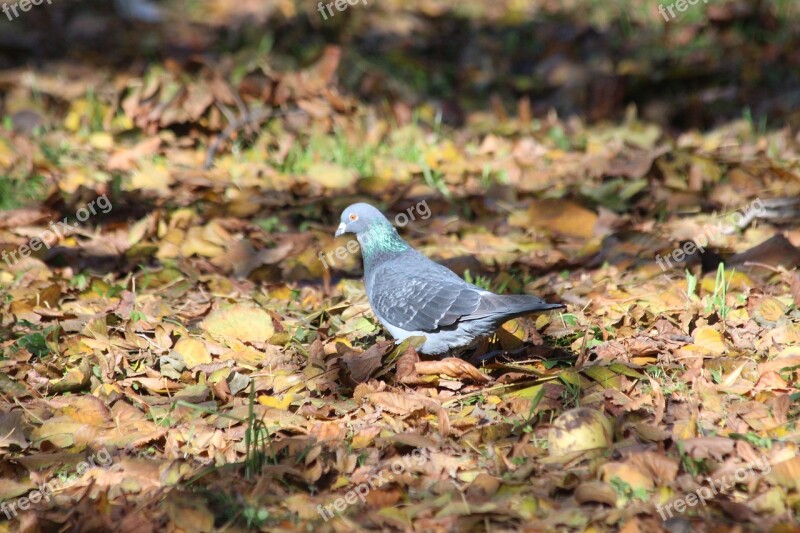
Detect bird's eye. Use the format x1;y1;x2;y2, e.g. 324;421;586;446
349;213;358;221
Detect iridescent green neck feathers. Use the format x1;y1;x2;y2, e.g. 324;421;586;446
357;220;410;261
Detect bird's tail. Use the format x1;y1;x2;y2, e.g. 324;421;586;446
469;294;564;322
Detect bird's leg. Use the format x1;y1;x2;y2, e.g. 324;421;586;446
468;345;529;365
446;336;487;362
472;337;491;358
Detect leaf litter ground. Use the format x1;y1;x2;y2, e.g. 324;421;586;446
0;1;799;531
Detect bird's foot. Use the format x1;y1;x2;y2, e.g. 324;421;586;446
467;344;573;365
467;345;532;365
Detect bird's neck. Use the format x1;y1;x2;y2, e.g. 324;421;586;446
358;222;411;267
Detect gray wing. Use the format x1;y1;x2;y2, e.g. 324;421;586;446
369;261;482;332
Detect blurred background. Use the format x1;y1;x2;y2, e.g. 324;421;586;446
3;0;799;128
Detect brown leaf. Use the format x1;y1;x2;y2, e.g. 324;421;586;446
648;375;665;425
766;454;800;491
730;234;800;272
107;136;161;171
510;199;598;239
58;396;111;425
0;411;29;450
600;461;654;491
48;359;91;394
0;478;36;501
183;83;214;121
231;240;293;278
395;343;438;386
574;481;617;506
627;451;679;485
716;499;757;522
0;207;53;229
438;407;451;437
415;357;491;384
605;151;658;179
365;391;439;415
679;437;735;461
466;473;501;498
753;370;788;391
340;340;393;385
789;272;800;308
375;433;438;449
365;487;404;509
165;493;215;533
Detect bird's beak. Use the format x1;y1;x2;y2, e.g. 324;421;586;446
334;222;347;237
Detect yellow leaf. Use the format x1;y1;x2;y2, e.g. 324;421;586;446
672;413;697;439
219;341;270;366
0;478;37;501
31;418;91;449
93;383;122;397
0;138;17;168
351;427;380;448
257;393;293;410
700;270;755;293
89;132;114;150
306;162;357;189
60;169;92;193
64;100;89;131
766;454;800;491
49;359;91;393
330;475;350;490
692;325;726;355
202;305;275;343
600;462;654;492
180;227;225;258
754;296;787;324
127;159;173;194
486;395;502;405
61;396;110;425
174;337;211;368
269;286;295;301
510;199;598;239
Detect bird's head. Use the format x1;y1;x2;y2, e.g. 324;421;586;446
335;203;389;237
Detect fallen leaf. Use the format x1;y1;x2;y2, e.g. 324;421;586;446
510;199;598;239
692;325;727;354
340;340;393;385
202;305;275;343
415;357;491;384
365;391;439;415
174;337;212;369
307;162;357;189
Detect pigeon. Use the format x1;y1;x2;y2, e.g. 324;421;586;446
335;203;564;355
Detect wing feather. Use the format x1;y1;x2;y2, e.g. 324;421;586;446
369;263;481;332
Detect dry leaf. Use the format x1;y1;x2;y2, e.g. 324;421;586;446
174;338;212;369
340;340;393;385
202;305;275;343
415;357;491;384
